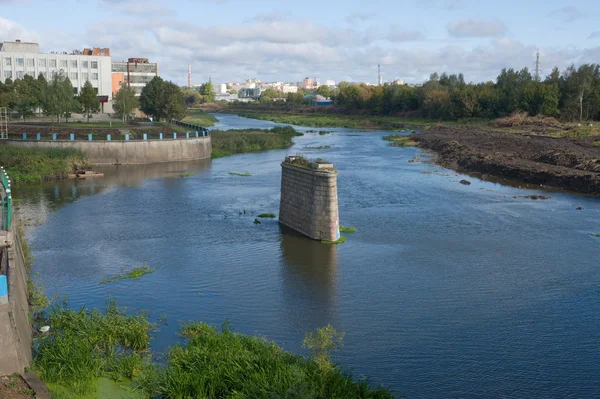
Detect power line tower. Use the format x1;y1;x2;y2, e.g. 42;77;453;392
534;49;541;82
0;107;7;139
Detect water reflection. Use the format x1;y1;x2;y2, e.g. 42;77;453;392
279;225;338;331
14;159;212;227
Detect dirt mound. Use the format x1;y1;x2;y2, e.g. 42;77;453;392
414;126;600;196
492;112;562;129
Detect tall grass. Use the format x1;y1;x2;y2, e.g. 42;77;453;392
183;109;218;127
0;146;87;184
211;126;302;158
33;300;394;398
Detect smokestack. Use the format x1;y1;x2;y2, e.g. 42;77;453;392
188;64;192;88
378;64;382;86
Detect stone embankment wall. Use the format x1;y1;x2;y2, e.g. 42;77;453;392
0;220;32;375
0;136;212;165
279;158;340;241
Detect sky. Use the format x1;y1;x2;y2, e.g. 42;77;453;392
1;0;599;85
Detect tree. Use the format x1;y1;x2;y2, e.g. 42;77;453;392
113;84;138;123
198;81;215;102
80;81;100;122
43;74;74;123
139;77;185;122
260;88;279;100
316;85;331;98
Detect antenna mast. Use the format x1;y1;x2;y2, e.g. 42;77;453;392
534;50;541;82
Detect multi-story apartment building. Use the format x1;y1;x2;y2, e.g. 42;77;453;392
0;40;112;110
111;58;158;97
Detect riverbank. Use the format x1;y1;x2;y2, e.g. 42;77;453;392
414;126;600;196
183;109;218;127
211;126;302;158
0;146;88;185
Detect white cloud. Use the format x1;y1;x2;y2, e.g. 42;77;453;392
589;31;600;40
447;18;507;38
0;17;39;42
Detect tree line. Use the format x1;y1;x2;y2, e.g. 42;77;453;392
0;74;100;122
332;64;600;121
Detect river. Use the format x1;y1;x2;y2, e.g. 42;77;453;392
16;114;600;398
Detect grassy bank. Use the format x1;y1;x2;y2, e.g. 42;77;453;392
33;299;393;399
211;126;302;158
0;146;88;185
183;109;218;127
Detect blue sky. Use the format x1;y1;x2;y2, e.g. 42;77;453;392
1;0;599;85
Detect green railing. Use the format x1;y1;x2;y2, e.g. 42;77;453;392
1;167;12;231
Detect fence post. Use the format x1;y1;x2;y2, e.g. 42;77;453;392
37;133;41;140
70;133;75;141
143;133;148;140
107;134;111;141
52;133;57;140
22;133;26;140
173;133;177;140
125;134;130;141
88;134;93;141
186;132;190;139
159;133;163;140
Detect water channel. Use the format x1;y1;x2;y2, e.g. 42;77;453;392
16;114;600;398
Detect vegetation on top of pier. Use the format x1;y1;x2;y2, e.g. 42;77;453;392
211;126;302;158
322;236;347;245
0;146;87;185
33;299;393;399
340;225;357;233
229;172;252;176
257;213;276;218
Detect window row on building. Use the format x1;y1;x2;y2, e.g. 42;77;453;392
3;70;99;81
3;57;99;69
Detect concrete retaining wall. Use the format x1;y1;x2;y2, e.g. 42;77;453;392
279;161;340;241
0;221;32;375
0;137;212;165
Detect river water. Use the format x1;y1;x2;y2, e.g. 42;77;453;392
17;114;600;398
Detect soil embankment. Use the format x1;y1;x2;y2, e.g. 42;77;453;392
415;127;600;196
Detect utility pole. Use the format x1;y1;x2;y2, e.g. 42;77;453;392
534;50;541;82
378;64;382;86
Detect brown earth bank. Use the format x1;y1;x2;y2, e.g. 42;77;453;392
414;127;600;196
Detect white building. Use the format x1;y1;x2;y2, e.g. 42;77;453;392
324;79;336;87
111;58;158;97
0;40;112;110
281;85;298;94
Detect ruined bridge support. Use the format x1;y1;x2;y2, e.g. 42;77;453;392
279;157;340;241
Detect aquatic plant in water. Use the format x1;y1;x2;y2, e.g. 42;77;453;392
99;265;154;285
257;213;276;218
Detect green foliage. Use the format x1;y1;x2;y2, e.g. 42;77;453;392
79;81;100;122
180;173;191;177
229;172;252;176
198;81;215;102
33;298;153;397
99;265;154;285
113;84;138;123
43;74;76;123
339;225;357;233
183;109;218;127
321;237;347;245
317;85;331;98
303;325;345;371
383;135;419;147
257;213;276;218
211;126;301;158
591;233;600;237
140;77;186;121
0;146;87;184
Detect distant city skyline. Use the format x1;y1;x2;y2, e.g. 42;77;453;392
1;0;599;85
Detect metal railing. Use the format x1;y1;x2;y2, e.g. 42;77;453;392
1;168;12;231
171;119;211;136
2;129;211;141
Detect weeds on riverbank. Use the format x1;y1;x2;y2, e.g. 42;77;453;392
211;126;302;158
183;109;218;128
0;147;88;185
340;225;357;233
99;265;154;285
33;297;153;397
180;173;191;177
322;237;347;245
33;299;393;398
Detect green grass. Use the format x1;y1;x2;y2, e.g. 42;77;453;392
229;172;252;176
593;141;600;147
591;233;600;237
304;145;332;149
183;109;219;127
33;297;153;398
180;173;191;177
319;131;331;135
33;298;393;398
257;213;276;218
99;265;154;285
340;225;357;233
322;236;348;245
0;146;88;185
211;126;302;158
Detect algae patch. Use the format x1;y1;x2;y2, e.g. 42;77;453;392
100;265;154;285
